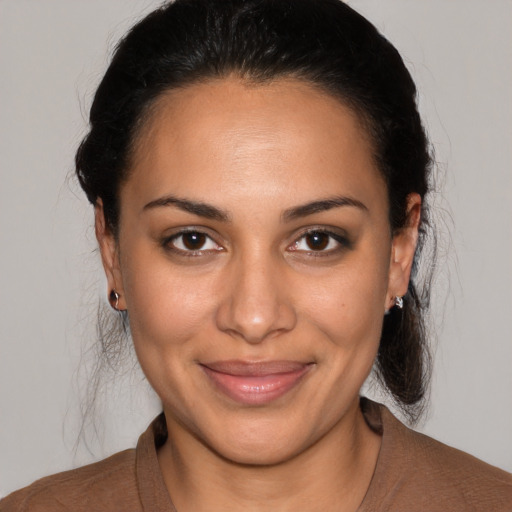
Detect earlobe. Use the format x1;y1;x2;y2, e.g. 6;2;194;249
95;200;127;311
386;193;422;310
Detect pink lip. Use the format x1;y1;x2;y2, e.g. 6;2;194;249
200;360;313;405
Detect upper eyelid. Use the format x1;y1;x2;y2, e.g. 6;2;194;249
291;226;349;241
164;226;219;240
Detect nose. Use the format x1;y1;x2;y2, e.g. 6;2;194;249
215;252;297;344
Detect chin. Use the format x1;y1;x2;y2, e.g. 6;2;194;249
201;415;313;467
215;438;304;467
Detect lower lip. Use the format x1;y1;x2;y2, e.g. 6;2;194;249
201;365;312;405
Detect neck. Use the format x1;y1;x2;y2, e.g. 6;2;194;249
157;400;381;512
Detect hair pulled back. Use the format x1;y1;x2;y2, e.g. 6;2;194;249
76;0;434;421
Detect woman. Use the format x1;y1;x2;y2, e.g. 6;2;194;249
1;0;511;510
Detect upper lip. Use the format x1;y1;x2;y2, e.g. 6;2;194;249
201;360;312;376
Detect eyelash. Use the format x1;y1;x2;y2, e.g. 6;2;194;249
162;227;350;258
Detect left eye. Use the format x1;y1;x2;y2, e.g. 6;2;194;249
291;231;343;252
169;231;220;252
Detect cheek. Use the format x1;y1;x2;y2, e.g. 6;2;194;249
296;253;390;350
119;244;219;355
119;249;224;409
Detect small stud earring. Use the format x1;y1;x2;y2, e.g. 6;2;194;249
109;289;120;311
394;296;404;309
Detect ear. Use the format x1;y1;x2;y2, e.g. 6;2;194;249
95;200;127;310
386;193;422;311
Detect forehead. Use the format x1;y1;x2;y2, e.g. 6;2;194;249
124;77;387;215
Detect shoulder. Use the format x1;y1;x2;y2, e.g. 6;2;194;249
363;400;512;511
0;449;140;512
401;422;512;504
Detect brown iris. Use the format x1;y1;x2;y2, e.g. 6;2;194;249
305;232;329;251
182;232;207;250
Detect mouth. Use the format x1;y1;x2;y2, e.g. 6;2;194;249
200;360;314;405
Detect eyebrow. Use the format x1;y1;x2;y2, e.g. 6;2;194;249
143;194;367;223
282;196;368;222
143;195;230;222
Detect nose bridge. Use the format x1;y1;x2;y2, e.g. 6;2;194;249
216;246;296;343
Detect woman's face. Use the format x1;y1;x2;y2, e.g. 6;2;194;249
97;77;418;465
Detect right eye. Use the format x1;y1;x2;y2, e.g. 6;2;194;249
164;230;222;255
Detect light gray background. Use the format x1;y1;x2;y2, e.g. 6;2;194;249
1;0;511;497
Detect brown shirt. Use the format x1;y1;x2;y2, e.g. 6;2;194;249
2;400;511;511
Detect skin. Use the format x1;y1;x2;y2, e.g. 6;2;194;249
96;77;421;512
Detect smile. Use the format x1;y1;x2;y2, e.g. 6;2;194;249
200;360;314;405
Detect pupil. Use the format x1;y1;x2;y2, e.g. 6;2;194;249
183;232;206;250
306;232;328;251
